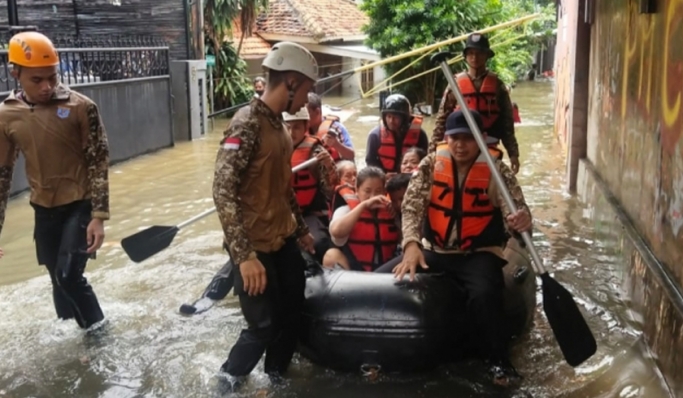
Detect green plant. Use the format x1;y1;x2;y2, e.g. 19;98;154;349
361;0;556;104
204;0;268;108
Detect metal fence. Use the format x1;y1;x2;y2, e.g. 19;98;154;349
0;35;170;93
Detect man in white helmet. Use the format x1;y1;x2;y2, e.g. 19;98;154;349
212;41;318;388
283;107;338;262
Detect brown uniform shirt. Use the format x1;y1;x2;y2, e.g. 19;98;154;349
401;151;531;258
212;99;309;265
0;84;110;237
430;70;519;158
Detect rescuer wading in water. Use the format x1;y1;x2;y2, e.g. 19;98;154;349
0;31;109;330
211;41;318;390
431;33;521;174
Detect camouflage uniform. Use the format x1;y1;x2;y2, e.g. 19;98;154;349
0;84;109;329
401;152;530;255
429;72;519;159
0;84;110;235
212;99;309;266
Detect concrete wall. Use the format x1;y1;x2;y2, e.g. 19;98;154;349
9;77;174;197
556;0;683;392
340;57;362;97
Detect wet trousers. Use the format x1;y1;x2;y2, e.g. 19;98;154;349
376;250;508;361
32;200;104;329
221;236;306;376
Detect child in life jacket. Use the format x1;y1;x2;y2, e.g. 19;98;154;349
323;166;401;272
385;172;412;262
399;146;427;174
335;160;357;187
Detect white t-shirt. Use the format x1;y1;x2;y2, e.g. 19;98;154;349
330;205;351;246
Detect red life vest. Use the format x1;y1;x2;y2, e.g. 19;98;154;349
426;143;506;250
315;115;342;161
291;135;322;210
454;72;501;131
335;185;399;271
376;115;423;173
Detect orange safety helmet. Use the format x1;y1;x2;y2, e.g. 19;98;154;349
8;31;59;68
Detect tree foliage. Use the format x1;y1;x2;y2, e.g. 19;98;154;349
204;0;268;108
360;0;556;105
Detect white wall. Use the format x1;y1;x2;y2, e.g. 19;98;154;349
341;56;362;97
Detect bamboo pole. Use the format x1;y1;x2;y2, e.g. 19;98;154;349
364;33;526;97
348;13;540;75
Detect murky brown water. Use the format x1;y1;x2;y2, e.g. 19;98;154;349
0;81;674;397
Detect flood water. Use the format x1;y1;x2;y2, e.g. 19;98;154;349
0;81;674;397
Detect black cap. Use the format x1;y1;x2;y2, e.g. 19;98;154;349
463;33;494;58
444;109;484;136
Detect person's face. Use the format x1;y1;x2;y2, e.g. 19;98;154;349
13;65;58;104
357;177;385;202
306;105;323;130
384;113;403;132
286;120;308;145
400;152;421;173
253;81;265;95
389;187;407;214
288;78;314;113
447;133;482;164
465;48;489;70
339;166;357;186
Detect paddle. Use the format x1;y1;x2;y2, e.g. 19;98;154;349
121;157;320;263
431;52;597;367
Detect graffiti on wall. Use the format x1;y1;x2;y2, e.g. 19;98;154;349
584;0;683;282
620;0;683;153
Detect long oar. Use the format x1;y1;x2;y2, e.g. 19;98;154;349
431;52;597;367
121;157;320;263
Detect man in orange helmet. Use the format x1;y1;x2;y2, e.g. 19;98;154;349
0;31;110;330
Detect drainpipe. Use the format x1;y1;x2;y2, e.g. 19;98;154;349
72;0;80;37
7;0;19;29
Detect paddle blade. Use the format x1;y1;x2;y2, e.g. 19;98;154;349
541;273;597;367
121;225;179;263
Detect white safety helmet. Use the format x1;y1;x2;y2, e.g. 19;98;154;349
282;107;310;122
262;42;318;82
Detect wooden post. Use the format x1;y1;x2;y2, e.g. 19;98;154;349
188;0;205;59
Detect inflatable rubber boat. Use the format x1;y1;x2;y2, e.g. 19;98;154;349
299;239;536;373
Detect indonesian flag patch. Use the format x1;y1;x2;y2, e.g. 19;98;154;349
222;137;241;150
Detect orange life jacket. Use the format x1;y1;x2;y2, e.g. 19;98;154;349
336;185;400;271
488;146;503;161
315;115;342;161
512;103;521;124
291;135;322;210
454;72;500;131
426;143;506;251
377;115;423;173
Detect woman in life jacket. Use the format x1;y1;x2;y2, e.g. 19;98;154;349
283;107;338;262
399;146;427;174
323;167;401;272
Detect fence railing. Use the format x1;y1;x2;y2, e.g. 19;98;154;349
0;45;170;93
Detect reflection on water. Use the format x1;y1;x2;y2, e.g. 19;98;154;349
0;81;673;397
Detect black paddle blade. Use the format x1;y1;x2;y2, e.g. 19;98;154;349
121;225;179;263
541;273;597;367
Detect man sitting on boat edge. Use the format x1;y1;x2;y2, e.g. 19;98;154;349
389;109;532;387
284;107;338;263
